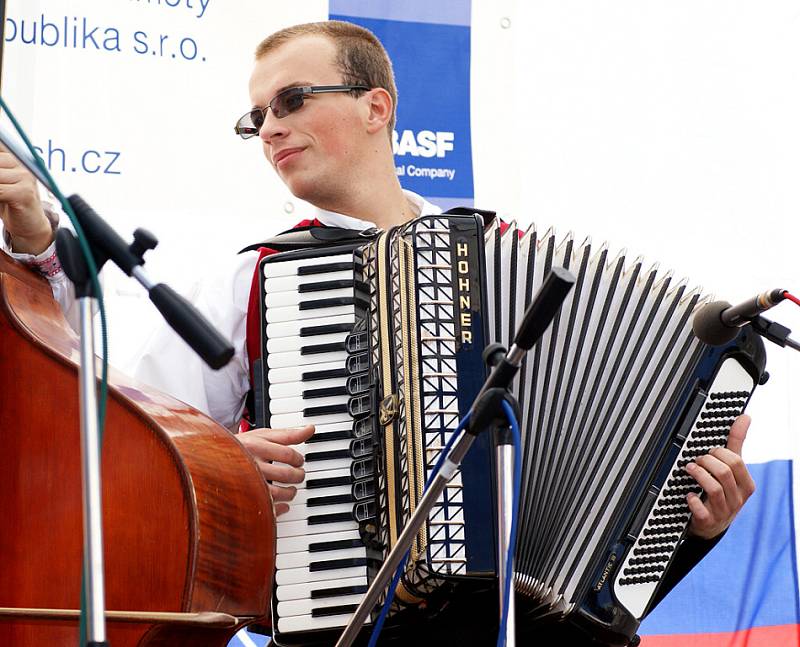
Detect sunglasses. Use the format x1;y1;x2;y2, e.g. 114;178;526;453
234;84;370;139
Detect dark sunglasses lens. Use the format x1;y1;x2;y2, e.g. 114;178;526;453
272;90;305;118
235;110;263;139
249;109;265;130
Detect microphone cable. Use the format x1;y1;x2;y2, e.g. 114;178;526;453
784;291;800;307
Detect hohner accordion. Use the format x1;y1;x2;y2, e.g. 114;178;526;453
254;212;766;646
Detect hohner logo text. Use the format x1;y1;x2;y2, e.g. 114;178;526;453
456;240;473;345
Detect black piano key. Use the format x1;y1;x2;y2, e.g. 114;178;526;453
309;511;353;525
307;429;352;443
299;296;355;311
298;262;353;276
301;341;347;355
306;449;351;462
307;474;353;489
302;367;348;381
309;557;368;573
311;604;360;618
303;404;349;417
309;538;365;553
300;322;353;337
303;386;348;399
298;279;354;293
307;493;353;507
311;585;369;600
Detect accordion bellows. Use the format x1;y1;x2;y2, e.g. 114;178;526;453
258;213;766;646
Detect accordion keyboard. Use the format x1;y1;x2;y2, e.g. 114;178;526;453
260;249;375;635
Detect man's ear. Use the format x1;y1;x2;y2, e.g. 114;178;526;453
364;88;393;135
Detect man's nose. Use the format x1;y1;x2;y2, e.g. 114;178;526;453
259;108;289;143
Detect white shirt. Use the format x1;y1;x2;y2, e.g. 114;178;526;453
3;190;441;430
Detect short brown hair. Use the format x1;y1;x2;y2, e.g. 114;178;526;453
255;20;398;135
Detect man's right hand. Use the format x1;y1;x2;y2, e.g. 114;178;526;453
235;424;315;515
0;148;53;255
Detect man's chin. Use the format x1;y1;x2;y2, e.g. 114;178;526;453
284;177;324;207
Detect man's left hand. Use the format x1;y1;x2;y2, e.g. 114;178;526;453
685;414;755;540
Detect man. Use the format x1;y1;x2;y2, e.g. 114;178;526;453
0;19;756;644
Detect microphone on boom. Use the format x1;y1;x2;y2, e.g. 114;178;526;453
692;288;786;345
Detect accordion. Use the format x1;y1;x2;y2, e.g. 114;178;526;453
254;213;766;646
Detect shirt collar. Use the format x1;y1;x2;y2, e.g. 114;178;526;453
314;190;442;230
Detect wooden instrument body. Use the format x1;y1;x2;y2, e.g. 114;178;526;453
0;252;275;646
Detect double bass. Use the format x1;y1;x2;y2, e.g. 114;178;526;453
0;250;276;646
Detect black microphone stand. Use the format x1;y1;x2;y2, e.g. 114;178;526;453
334;267;576;647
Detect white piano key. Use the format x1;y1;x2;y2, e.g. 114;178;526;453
276;564;366;586
278;502;354;523
304;457;352;474
276;546;366;570
265;270;354;293
269;440;352;466
269;410;352;429
263;254;353;278
268;360;349;384
275;575;367;602
269;377;350;399
266;287;354;308
266;314;354;339
284;482;352;507
266;331;348;354
276;528;362;556
277;517;358;538
277;612;363;634
266;302;355;324
276;465;351;491
299;438;353;455
269;394;351;415
268;450;353;475
266;349;349;369
277;594;366;619
311;421;354;436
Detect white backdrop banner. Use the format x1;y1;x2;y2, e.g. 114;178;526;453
3;2;800;646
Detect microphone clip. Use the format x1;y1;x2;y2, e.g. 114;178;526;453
750;315;800;354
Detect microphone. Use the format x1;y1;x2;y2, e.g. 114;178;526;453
692;289;786;345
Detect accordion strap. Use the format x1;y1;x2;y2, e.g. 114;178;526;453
238;225;379;254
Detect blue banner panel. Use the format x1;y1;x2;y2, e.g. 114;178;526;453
330;12;473;208
329;0;470;26
640;460;800;635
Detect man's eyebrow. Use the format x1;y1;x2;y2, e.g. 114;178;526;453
251;82;311;109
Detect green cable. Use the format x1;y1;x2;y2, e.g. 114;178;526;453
0;96;108;431
0;96;110;647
